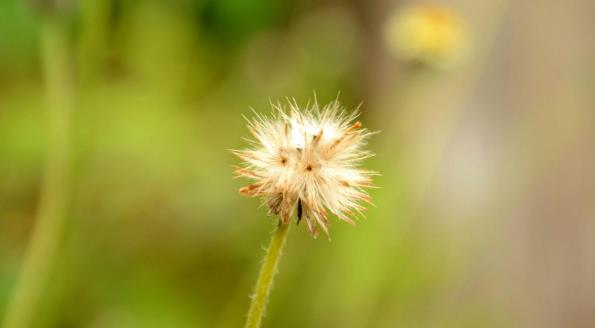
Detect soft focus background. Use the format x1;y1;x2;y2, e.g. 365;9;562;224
1;0;594;327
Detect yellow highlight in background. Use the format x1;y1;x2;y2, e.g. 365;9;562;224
385;5;472;70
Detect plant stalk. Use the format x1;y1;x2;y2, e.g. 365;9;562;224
2;16;73;328
244;221;291;328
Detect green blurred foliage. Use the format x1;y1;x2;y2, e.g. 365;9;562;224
1;0;594;327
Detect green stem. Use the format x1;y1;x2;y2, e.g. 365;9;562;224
244;222;291;328
2;17;73;328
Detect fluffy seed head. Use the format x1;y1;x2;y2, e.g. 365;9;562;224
233;99;377;238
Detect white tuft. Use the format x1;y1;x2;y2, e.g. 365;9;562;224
233;99;377;238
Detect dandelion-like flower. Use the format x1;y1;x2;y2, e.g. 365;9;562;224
384;5;471;69
233;99;376;238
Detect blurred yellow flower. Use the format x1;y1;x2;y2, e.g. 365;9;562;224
384;5;471;69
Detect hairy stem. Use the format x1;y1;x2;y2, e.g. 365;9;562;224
2;17;73;328
244;222;291;328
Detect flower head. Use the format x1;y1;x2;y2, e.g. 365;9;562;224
384;5;471;70
233;99;376;238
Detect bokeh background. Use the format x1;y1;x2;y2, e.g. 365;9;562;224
1;0;594;327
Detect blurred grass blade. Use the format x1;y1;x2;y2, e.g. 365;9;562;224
2;16;73;328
